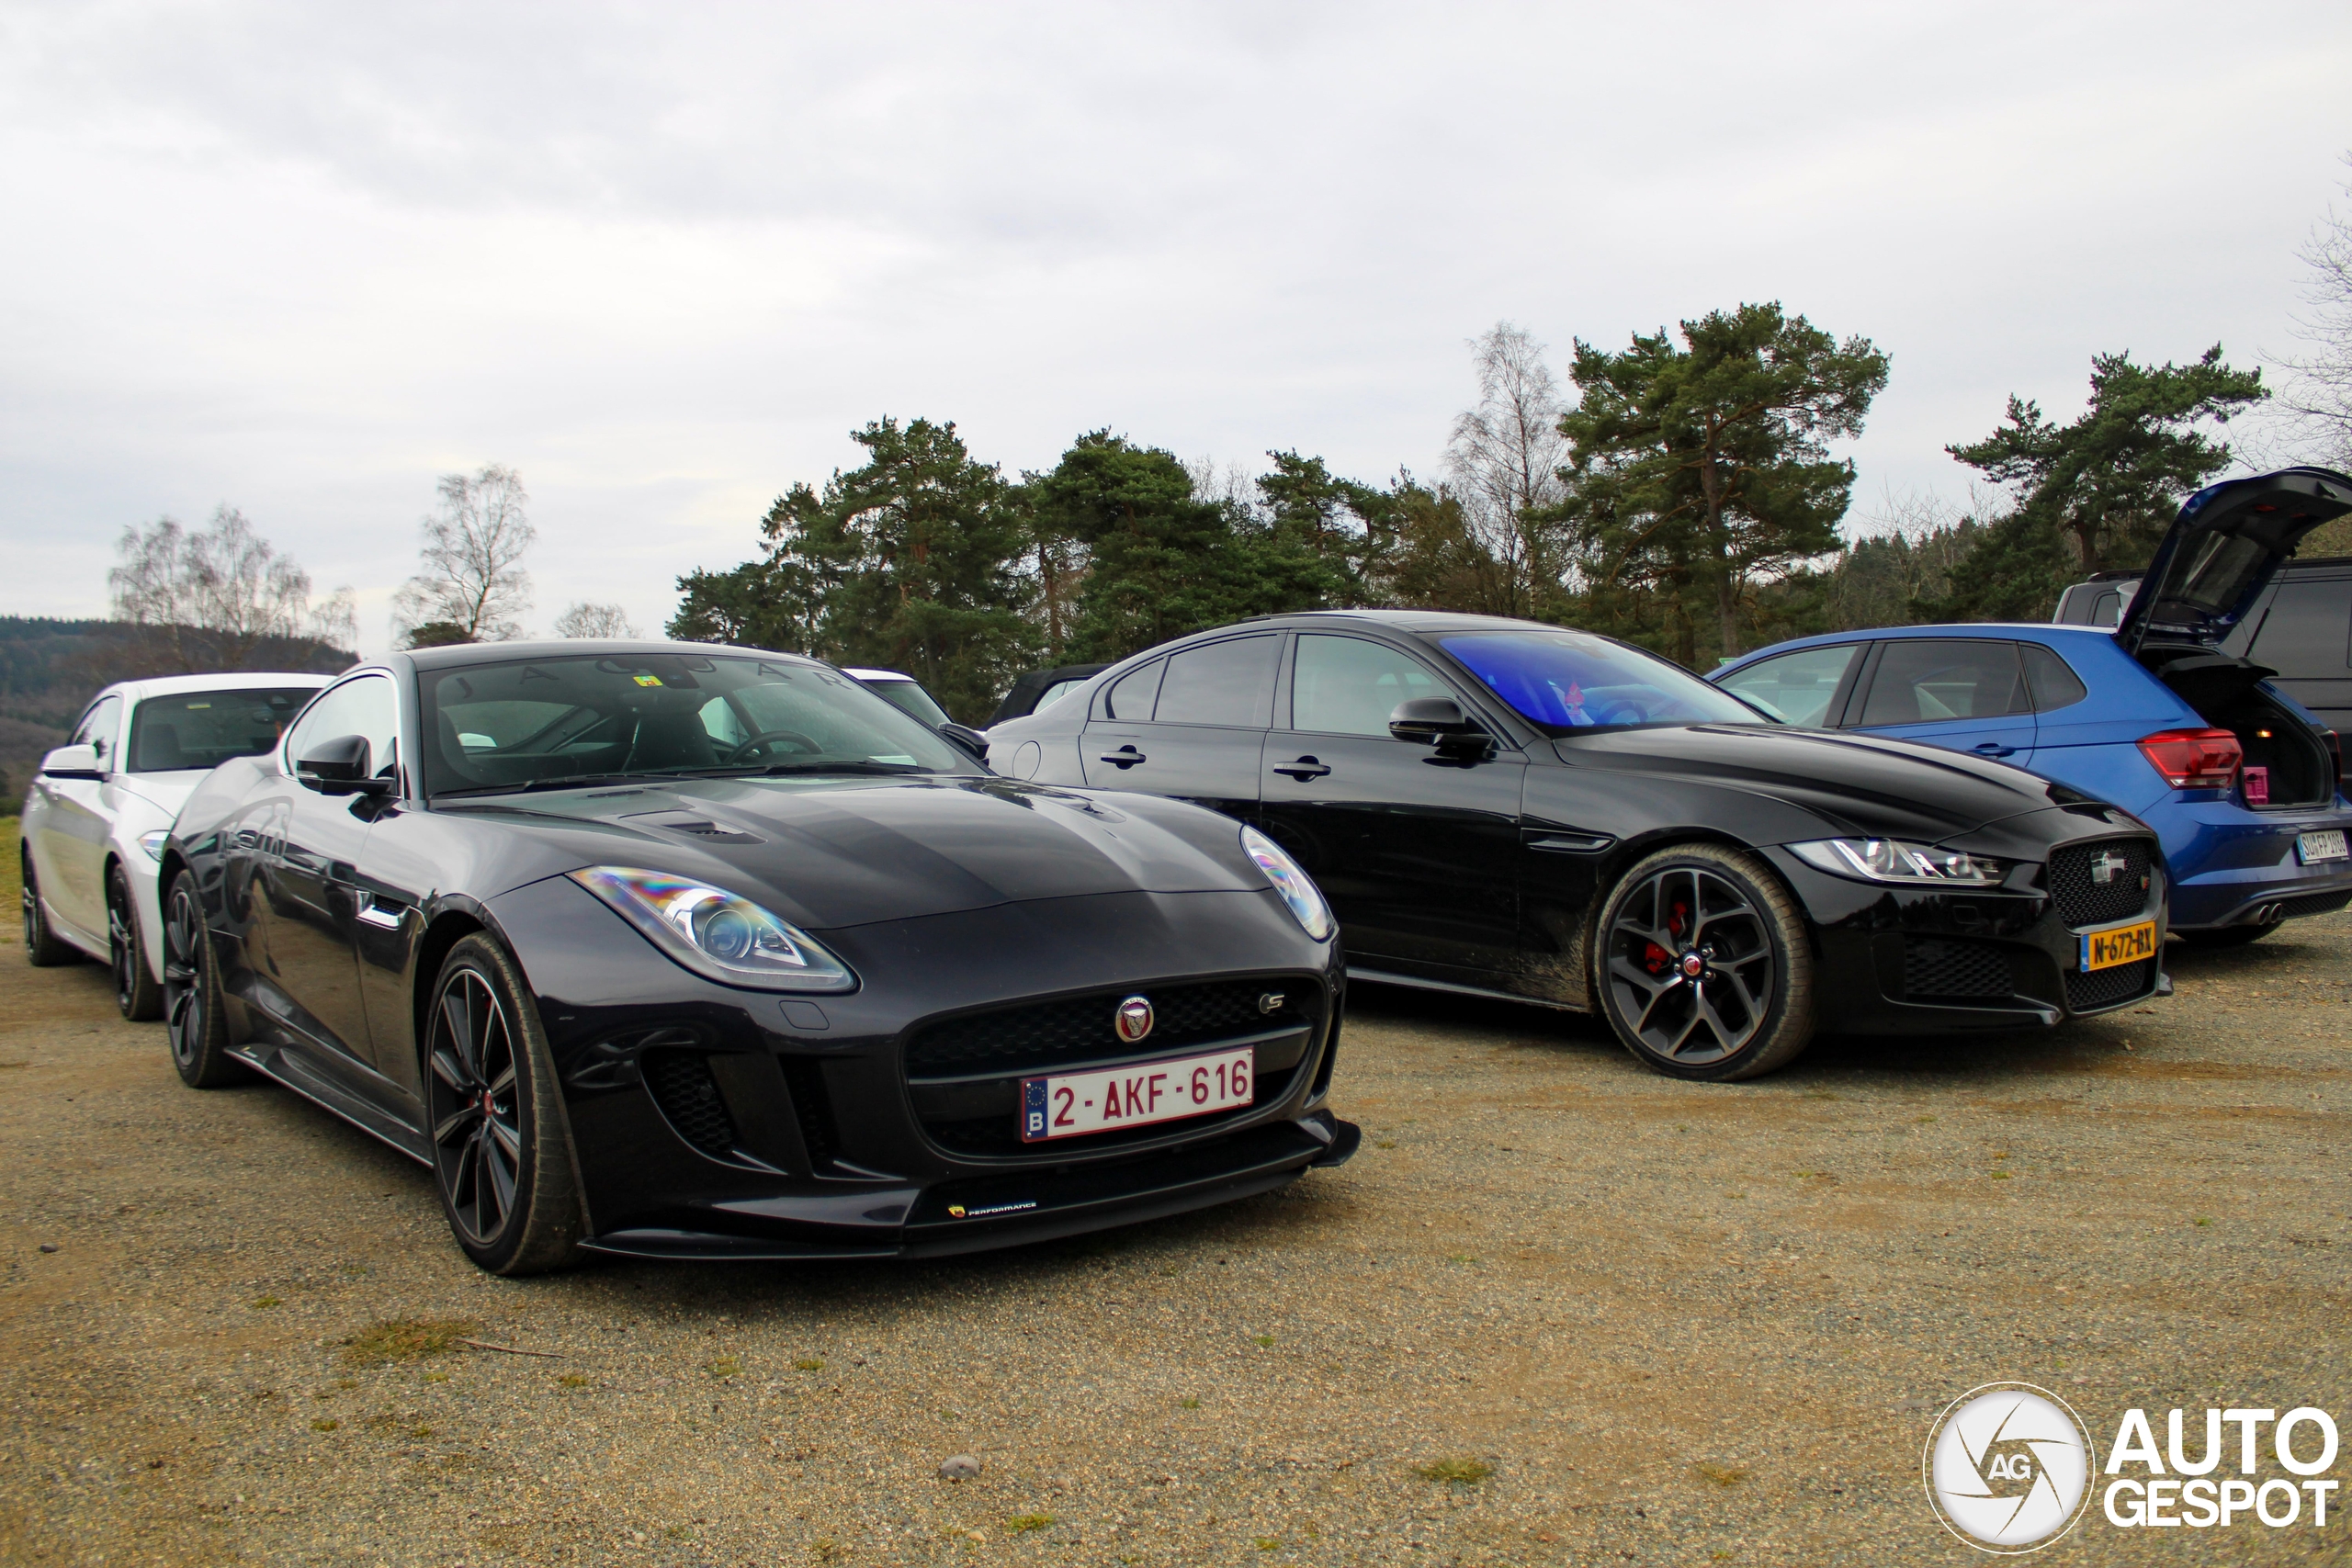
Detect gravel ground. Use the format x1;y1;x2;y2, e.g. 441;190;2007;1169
4;859;2350;1565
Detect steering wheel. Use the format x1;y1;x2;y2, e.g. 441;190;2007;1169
1593;701;1648;726
723;728;822;764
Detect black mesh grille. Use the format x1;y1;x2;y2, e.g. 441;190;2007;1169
642;1049;737;1157
2048;839;2156;927
904;978;1317;1080
1903;938;2012;1000
2065;957;2158;1012
2278;890;2352;920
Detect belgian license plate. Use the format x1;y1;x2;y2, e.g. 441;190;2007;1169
2080;919;2159;972
2299;829;2348;864
1021;1046;1254;1143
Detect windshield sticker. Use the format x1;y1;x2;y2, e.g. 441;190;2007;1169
634;674;663;687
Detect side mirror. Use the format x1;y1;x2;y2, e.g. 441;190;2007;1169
1389;698;1477;744
938;722;990;763
39;743;104;780
297;734;394;796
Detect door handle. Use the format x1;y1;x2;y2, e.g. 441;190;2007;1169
1972;742;2017;758
1272;757;1330;780
1097;745;1146;769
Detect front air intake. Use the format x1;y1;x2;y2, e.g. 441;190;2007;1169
641;1049;739;1158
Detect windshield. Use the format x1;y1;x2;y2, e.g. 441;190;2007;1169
860;676;954;728
420;652;970;796
1438;630;1769;734
128;687;320;773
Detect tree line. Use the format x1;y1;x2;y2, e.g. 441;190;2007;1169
669;304;2290;724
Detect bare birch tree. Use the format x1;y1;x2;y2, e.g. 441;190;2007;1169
108;505;357;671
391;464;536;647
552;601;637;638
1444;322;1572;617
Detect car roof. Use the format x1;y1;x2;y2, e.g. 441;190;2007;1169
1241;608;1578;637
1718;623;2120;668
96;671;336;704
401;638;823;671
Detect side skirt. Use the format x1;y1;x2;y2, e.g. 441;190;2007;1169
230;1041;434;1167
1346;965;1587;1013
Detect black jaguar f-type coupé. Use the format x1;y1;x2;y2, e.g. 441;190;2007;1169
160;642;1355;1274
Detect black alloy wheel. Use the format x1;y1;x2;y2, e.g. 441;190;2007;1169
423;934;582;1275
163;870;243;1087
22;847;77;967
107;863;163;1021
1594;842;1815;1082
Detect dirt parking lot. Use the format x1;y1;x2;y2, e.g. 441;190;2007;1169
4;840;2350;1565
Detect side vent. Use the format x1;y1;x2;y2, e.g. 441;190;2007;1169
642;1049;739;1158
776;1058;840;1168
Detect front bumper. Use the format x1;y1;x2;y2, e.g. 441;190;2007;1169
488;877;1352;1259
1762;811;2170;1034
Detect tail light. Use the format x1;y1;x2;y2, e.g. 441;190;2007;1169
2136;728;2243;790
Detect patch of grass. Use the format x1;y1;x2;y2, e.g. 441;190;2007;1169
1990;1171;2012;1180
363;1414;435;1439
1374;1140;1397;1149
1252;1334;1275;1348
341;1318;478;1367
1691;1461;1749;1486
794;1358;822;1372
1415;1456;1491;1487
250;1295;281;1309
1008;1513;1054;1532
559;1373;590;1388
706;1356;741;1379
1179;1397;1200;1410
423;1371;449;1384
1446;1253;1478;1265
333;1377;358;1391
1254;1539;1280;1551
2195;1216;2212;1227
310;1418;339;1432
1914;1115;1936;1124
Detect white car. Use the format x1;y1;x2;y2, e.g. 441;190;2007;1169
22;672;332;1019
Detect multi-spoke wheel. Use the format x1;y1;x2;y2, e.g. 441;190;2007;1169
22;846;77;967
164;870;243;1087
107;863;163;1021
422;934;582;1275
1593;843;1815;1081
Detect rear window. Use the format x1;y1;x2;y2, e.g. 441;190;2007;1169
128;688;320;773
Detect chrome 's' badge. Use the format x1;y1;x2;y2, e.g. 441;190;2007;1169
1114;995;1154;1043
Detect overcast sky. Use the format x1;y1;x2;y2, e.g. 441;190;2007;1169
4;2;2349;655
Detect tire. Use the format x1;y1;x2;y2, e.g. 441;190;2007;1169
422;934;584;1276
1591;842;1816;1082
163;870;244;1087
22;846;79;967
2175;922;2280;950
107;863;164;1021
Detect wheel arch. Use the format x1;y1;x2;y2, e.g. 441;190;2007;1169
1579;829;1824;993
410;909;489;1075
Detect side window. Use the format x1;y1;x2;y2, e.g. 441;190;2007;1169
284;676;401;780
1102;660;1164;722
1291;635;1444;736
1857;640;2028;727
2249;581;2352;672
2019;644;2089;713
1715;644;1860;728
73;694;124;767
1153;636;1279;728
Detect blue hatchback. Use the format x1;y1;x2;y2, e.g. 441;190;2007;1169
1713;468;2352;947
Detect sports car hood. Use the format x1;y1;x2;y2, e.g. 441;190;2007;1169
444;774;1263;931
1554;723;2084;841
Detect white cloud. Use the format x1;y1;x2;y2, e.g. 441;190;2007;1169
3;1;2347;653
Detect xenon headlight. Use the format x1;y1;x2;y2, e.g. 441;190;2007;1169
1789;838;2007;886
1240;825;1334;942
568;866;857;992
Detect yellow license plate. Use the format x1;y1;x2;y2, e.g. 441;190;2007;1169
2081;919;2158;972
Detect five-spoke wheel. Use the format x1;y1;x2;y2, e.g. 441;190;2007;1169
422;935;582;1274
164;870;241;1086
107;863;162;1021
1594;843;1815;1080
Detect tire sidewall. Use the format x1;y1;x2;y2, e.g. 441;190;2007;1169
164;870;237;1086
1591;843;1816;1082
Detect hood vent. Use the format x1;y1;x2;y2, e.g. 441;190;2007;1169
620;807;764;845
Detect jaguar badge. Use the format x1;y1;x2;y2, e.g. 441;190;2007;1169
1114;995;1155;1043
2089;848;2129;886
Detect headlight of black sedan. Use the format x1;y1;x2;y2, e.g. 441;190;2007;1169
569;866;858;992
1788;838;2007;887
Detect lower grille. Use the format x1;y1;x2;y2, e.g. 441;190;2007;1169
642;1049;737;1158
2049;839;2156;927
1903;937;2012;1001
2065;957;2158;1013
2277;890;2352;921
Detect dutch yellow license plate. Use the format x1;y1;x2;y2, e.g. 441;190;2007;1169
2081;919;2158;972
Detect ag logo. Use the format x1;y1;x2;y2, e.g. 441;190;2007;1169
1114;995;1154;1044
1924;1382;2095;1553
2089;848;2130;886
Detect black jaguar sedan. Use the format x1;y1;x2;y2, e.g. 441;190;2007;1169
160;642;1354;1274
985;612;2171;1080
